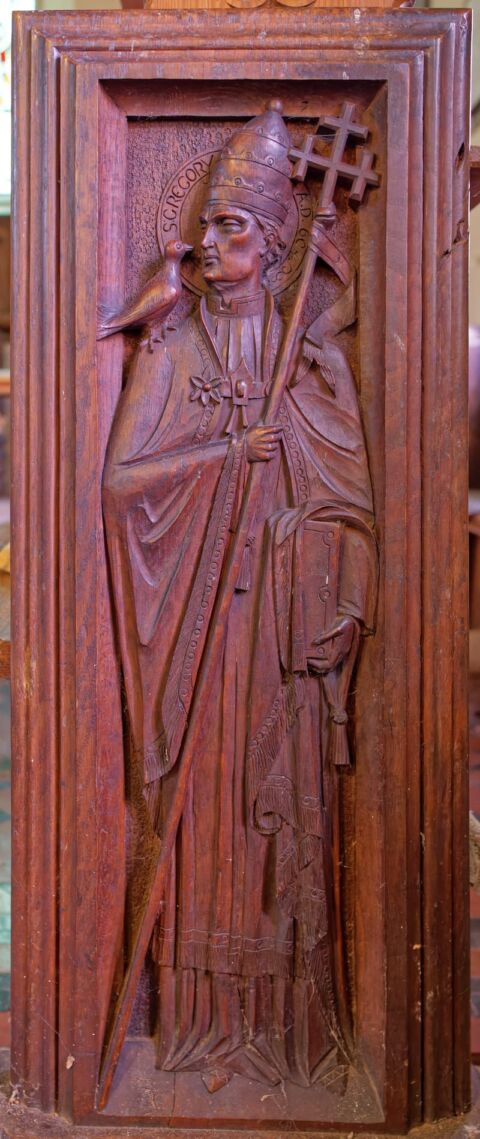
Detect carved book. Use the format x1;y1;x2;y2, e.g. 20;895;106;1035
10;8;471;1137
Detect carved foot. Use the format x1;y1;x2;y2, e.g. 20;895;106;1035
202;1069;232;1094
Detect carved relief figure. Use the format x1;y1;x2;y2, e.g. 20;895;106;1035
101;102;378;1098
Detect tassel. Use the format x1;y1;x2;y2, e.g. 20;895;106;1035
322;672;351;768
322;623;360;768
328;718;351;769
236;534;255;592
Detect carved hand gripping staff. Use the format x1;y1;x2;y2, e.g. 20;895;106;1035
100;97;378;1102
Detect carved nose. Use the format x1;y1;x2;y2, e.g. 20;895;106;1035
201;226;215;249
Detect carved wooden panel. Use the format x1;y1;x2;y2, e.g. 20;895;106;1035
11;9;470;1136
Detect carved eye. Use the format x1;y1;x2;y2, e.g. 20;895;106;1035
221;218;244;232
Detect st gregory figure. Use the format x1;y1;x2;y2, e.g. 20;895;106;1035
102;102;377;1094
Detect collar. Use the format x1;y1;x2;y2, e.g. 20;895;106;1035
196;290;279;383
206;290;265;318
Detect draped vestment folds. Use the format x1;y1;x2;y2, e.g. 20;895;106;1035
102;290;377;1088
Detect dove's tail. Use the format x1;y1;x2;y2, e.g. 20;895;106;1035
97;323;120;340
97;302;122;340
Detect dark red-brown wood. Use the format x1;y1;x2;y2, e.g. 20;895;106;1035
470;147;480;211
11;8;471;1136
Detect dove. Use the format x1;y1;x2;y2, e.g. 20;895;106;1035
97;240;193;340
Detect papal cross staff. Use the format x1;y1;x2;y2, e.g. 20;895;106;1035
97;101;379;1107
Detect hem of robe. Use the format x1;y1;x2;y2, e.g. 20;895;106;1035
153;966;350;1092
152;934;307;979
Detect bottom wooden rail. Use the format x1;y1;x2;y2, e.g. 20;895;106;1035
0;1100;477;1139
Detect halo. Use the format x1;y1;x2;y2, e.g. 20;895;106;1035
157;149;313;298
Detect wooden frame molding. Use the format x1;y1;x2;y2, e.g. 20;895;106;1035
11;9;470;1135
471;146;480;210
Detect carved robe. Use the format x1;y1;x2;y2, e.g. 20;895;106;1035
102;289;377;1088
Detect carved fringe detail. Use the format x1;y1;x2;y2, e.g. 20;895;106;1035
153;935;295;979
277;874;326;938
140;716;184;834
276;833;327;948
246;674;305;811
142;780;162;836
143;735;171;784
308;939;346;1055
141;733;173;834
278;834;323;887
152;923;295;978
254;780;323;838
279;883;327;949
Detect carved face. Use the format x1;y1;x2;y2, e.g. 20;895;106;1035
199;205;267;289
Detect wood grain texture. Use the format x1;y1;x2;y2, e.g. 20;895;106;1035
11;14;58;1113
10;8;470;1135
147;0;413;8
471;146;480;210
0;218;11;334
0;572;10;678
0;1087;479;1139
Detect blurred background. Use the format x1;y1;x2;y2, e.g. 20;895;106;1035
0;0;478;1063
